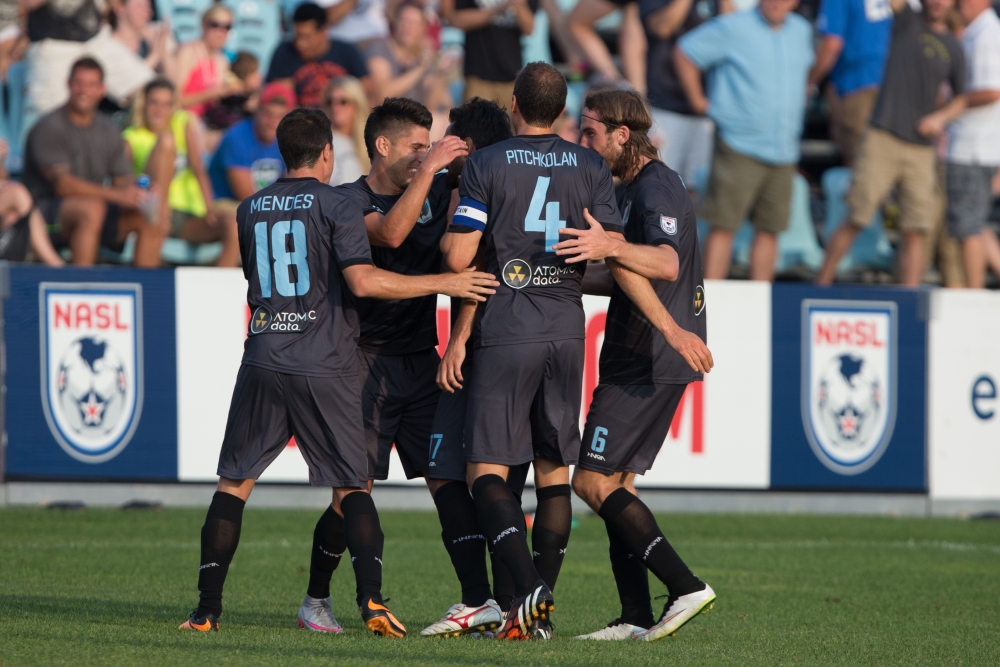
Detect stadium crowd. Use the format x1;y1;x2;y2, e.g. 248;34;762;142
0;0;998;286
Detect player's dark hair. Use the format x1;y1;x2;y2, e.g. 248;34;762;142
69;56;104;82
363;97;432;160
584;88;663;183
512;62;567;128
294;2;328;28
448;97;512;149
277;107;332;169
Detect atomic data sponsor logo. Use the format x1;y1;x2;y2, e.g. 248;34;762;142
502;258;578;289
249;306;317;334
801;300;897;475
39;283;144;464
694;285;706;316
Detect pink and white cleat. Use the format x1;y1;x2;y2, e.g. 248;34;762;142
297;595;343;633
419;600;504;637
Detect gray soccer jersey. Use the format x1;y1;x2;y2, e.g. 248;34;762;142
452;134;623;347
238;177;373;377
599;161;706;384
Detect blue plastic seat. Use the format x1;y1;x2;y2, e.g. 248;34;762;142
0;61;27;173
224;0;282;75
821;166;894;273
775;173;824;272
156;0;214;45
96;234;223;266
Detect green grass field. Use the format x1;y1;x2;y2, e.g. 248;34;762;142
1;507;999;666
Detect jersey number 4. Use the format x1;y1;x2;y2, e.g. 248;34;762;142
525;176;565;252
254;220;311;298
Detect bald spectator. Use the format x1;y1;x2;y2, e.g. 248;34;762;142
675;0;814;281
24;58;167;266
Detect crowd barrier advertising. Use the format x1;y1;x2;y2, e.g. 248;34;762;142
4;266;178;480
770;284;927;491
3;266;959;495
928;290;1000;501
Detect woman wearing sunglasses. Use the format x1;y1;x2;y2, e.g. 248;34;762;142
174;5;244;122
323;76;370;186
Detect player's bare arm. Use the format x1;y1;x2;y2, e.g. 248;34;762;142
553;209;679;281
342;263;498;302
606;261;713;374
441;228;483;273
366;135;469;247
437;298;477;392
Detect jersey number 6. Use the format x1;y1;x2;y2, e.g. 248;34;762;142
524;176;565;252
254;220;311;298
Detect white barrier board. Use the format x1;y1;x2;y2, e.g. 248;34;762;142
928;290;1000;500
176;271;771;489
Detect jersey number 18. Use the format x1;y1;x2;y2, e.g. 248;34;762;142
254;220;311;298
524;176;565;252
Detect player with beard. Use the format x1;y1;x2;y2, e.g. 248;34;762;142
294;98;510;636
441;62;628;640
178;108;498;637
552;88;716;642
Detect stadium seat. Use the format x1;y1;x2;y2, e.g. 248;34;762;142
156;0;214;45
95;234;223;266
775;173;824;272
821;167;895;273
224;0;283;75
0;61;27;174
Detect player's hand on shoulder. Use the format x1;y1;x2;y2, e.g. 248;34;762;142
664;328;714;374
438;267;498;302
436;341;466;392
422;136;469;175
553;208;620;263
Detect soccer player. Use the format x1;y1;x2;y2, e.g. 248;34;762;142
178;108;498;637
553;88;716;641
296;97;509;637
441;62;625;640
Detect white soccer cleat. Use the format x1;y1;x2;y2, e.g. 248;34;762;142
631;584;716;642
297;595;343;633
575;619;644;640
419;600;504;637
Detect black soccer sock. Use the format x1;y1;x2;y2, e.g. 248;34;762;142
306;505;347;599
531;484;572;591
598;488;703;598
196;491;246;618
341;491;385;606
607;520;654;628
433;481;493;607
490;475;526;611
472;474;541;598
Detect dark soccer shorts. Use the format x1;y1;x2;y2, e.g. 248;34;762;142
359;348;441;481
217;364;368;488
427;360;470;481
578;382;688;475
465;339;584;467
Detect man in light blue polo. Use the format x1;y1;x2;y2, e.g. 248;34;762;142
808;0;894;165
675;0;813;282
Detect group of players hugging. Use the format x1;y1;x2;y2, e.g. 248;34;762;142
177;61;717;643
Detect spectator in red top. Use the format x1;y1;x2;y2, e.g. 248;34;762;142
266;2;370;108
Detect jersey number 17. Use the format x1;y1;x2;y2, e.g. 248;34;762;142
254;220;311;297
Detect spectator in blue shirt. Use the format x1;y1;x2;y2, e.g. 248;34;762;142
675;0;814;281
209;82;292;205
808;0;894;165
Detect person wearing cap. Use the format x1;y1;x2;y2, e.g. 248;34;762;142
208;81;294;217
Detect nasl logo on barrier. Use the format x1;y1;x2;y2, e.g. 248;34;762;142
801;300;897;475
39;283;144;464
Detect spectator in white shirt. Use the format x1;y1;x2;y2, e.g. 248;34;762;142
945;0;1000;288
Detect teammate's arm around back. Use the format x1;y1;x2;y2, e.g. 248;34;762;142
342;263;497;302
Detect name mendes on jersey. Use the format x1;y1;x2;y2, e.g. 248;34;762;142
249;193;316;213
504;149;579;167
